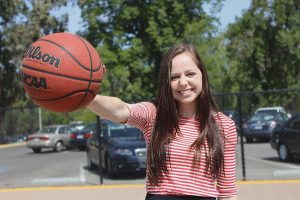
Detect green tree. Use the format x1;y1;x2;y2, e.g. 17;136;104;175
78;0;226;101
0;0;69;143
225;0;300;92
225;0;300;111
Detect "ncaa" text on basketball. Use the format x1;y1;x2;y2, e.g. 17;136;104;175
21;71;48;89
24;46;61;68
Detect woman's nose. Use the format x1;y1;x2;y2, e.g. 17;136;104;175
178;76;188;86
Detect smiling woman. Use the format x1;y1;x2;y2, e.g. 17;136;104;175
87;43;238;200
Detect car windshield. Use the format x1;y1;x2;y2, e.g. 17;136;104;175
223;110;235;118
82;124;96;131
69;124;85;131
69;127;79;133
38;127;57;134
109;127;143;140
250;110;289;122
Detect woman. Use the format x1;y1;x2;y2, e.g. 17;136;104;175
88;44;238;200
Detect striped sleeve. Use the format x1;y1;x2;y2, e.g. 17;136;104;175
126;102;156;135
216;117;238;197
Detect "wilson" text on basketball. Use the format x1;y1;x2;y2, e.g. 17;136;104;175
24;46;61;68
21;71;48;89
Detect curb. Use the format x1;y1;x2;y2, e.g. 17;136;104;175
0;142;25;149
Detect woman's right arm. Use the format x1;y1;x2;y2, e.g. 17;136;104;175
87;95;130;124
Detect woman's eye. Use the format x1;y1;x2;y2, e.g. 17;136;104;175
170;76;179;80
187;72;196;77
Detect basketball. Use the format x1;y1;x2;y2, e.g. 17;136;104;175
20;32;105;112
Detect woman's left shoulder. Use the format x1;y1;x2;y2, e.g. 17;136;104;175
214;112;235;125
214;112;237;138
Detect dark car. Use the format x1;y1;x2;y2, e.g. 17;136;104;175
86;120;146;177
223;109;245;134
69;123;96;150
242;107;289;143
223;110;240;124
270;114;300;161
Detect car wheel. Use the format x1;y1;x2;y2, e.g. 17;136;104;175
79;146;86;151
32;148;41;153
245;137;253;143
87;153;97;170
278;143;292;161
106;156;115;178
54;141;64;152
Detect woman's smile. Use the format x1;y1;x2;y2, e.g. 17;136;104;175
178;88;194;96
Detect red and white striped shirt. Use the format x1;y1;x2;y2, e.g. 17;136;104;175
127;102;238;198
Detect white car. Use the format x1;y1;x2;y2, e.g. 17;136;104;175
26;124;76;153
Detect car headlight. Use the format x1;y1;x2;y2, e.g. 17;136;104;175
114;148;133;156
269;121;277;129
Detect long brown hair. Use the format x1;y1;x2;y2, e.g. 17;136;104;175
148;43;224;184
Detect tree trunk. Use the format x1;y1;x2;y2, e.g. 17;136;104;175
0;108;7;144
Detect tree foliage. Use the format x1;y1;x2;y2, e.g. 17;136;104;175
78;0;225;101
0;0;69;107
225;0;300;92
224;0;300;111
2;0;300;142
0;0;69;143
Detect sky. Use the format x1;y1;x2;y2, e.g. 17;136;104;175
54;0;252;34
214;0;252;30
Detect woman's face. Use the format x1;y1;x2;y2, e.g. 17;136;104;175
170;52;202;109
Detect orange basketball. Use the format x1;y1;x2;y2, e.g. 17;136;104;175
20;32;105;112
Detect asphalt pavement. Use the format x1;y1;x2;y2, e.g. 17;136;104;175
1;143;300;200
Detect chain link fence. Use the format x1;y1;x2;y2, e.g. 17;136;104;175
215;88;300;181
1;88;300;183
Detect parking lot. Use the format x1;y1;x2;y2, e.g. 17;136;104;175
236;140;300;180
1;141;300;200
1;141;300;188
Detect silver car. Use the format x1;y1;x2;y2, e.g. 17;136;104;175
26;124;75;153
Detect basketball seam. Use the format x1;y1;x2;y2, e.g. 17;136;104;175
21;64;102;83
70;35;95;112
38;38;101;72
31;90;94;101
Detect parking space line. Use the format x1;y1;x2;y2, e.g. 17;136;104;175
79;163;86;183
237;179;300;184
31;177;83;185
245;156;300;170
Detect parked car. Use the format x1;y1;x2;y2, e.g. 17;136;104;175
86;120;146;177
242;107;289;143
5;135;27;144
270;114;300;161
69;123;96;150
26;124;76;153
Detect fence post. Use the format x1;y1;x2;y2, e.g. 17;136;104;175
97;115;103;184
237;94;246;180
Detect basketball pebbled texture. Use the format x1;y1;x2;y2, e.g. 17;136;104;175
20;32;105;112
